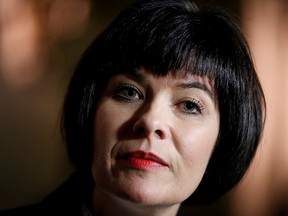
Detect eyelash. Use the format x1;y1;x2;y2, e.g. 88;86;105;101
114;84;143;101
178;98;204;115
114;83;204;115
191;98;204;111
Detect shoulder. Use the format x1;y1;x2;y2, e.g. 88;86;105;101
0;204;41;216
0;172;88;216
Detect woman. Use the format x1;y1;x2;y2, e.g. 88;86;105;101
0;0;265;215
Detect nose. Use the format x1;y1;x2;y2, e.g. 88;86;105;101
132;102;170;140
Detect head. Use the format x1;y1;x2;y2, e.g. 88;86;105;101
63;0;265;205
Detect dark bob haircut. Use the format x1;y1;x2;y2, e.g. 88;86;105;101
63;0;265;205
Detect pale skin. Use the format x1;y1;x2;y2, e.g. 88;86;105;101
91;68;220;216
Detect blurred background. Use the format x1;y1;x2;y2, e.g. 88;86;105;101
0;0;287;215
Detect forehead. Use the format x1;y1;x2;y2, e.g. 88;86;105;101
136;66;210;80
135;67;214;91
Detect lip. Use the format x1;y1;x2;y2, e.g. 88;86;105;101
116;150;169;169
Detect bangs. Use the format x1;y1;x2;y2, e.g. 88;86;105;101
99;1;231;81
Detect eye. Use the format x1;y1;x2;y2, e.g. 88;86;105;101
114;84;143;101
178;98;204;115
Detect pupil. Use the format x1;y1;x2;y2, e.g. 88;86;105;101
185;103;194;110
127;89;135;97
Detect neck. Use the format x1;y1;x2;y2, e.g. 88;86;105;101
91;187;180;216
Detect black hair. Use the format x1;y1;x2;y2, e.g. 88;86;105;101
62;0;265;205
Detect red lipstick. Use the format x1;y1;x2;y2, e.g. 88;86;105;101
117;150;169;170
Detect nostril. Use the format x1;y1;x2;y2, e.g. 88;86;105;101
133;123;145;134
132;118;167;139
137;125;145;134
155;129;164;139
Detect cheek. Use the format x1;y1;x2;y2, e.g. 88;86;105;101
181;136;215;175
92;102;118;186
94;100;133;137
92;100;135;168
179;122;219;176
185;129;217;158
163;125;219;202
93;102;118;157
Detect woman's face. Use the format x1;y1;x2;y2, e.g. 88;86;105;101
92;68;220;206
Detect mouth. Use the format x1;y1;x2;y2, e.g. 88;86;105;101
116;150;169;169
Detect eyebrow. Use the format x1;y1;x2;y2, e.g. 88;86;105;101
176;82;214;101
123;71;215;101
122;70;147;83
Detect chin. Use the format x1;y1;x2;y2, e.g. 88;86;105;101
110;183;183;206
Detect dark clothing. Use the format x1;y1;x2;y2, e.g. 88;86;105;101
0;172;90;216
0;172;187;216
